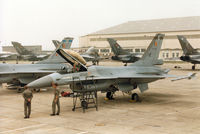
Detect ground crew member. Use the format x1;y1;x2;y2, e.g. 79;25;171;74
72;61;80;72
22;88;33;119
50;83;60;116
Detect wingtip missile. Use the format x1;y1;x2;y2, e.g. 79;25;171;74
171;73;196;82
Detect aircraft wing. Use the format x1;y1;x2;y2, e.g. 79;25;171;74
191;58;200;62
0;55;12;58
81;54;95;60
58;71;196;84
0;70;55;75
117;55;132;61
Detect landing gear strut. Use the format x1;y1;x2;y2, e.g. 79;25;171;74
131;93;139;102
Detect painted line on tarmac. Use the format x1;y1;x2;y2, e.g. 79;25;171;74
0;124;47;134
0;118;9;121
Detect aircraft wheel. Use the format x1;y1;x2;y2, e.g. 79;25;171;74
34;88;40;92
192;65;195;70
106;92;113;100
131;93;139;102
17;88;24;93
81;100;88;109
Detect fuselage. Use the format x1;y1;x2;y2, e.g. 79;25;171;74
27;65;167;92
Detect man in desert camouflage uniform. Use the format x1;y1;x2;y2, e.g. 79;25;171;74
50;83;60;116
23;88;33;119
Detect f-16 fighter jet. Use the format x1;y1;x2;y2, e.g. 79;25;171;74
107;38;163;65
27;34;195;110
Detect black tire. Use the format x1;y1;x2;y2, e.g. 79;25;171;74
192;65;195;70
106;92;113;100
131;93;139;102
81;100;88;109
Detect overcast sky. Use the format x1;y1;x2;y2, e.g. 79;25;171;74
1;0;200;50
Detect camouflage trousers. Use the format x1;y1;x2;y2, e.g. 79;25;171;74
24;101;31;117
52;99;60;114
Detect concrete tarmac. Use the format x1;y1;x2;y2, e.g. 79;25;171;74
0;62;200;134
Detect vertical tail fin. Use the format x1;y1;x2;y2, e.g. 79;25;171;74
11;42;33;55
107;38;129;55
52;40;61;48
177;35;195;55
52;37;73;49
132;34;165;66
36;37;73;64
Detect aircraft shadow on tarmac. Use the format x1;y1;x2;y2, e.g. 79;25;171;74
97;92;195;107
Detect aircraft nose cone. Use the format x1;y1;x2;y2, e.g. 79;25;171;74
27;76;53;88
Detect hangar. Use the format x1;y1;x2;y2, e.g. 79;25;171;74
79;16;200;60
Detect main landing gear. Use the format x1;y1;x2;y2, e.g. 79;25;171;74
106;92;140;102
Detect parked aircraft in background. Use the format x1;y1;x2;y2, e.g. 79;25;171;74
107;38;163;65
107;38;141;64
81;47;102;65
11;41;49;61
0;38;73;93
177;35;200;70
27;34;195;111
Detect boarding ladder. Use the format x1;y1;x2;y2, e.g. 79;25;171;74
72;76;98;113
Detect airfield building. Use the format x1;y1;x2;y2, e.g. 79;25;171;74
79;16;200;60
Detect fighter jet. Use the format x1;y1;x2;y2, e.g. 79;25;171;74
27;34;195;110
81;47;102;65
107;38;163;65
107;38;141;64
0;38;73;93
11;41;49;61
177;35;200;70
